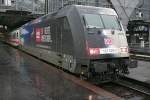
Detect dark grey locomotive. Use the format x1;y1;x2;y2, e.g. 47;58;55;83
10;5;135;82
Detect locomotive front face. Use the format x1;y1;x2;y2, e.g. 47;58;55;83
82;10;129;59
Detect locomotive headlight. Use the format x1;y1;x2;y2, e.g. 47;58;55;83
89;48;100;55
102;30;112;35
89;49;94;55
120;47;128;53
102;30;108;35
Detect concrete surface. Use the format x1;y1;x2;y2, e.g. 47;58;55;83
128;60;150;83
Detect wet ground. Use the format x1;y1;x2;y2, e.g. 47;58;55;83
128;60;150;83
0;43;101;100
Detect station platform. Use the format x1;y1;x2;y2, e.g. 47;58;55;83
127;60;150;84
130;47;150;55
0;42;122;100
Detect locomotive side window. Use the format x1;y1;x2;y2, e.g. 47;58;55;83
84;14;104;28
63;18;70;31
101;15;121;30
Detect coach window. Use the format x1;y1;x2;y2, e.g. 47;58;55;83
16;32;19;38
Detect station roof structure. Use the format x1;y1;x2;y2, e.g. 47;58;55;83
0;10;42;31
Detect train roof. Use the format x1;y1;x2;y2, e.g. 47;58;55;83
56;5;117;17
22;5;118;27
34;5;117;19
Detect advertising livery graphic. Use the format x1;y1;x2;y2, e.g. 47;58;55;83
21;24;34;45
20;17;52;49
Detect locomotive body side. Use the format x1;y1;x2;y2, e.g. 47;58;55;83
9;5;134;82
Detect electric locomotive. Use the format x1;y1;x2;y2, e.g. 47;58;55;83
9;5;137;82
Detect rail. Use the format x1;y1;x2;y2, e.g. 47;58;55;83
129;43;150;59
100;76;150;99
118;76;150;95
129;43;150;48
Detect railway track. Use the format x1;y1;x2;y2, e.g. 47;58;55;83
100;76;150;100
115;77;150;95
130;53;150;61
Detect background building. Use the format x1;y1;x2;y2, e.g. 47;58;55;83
46;0;110;13
15;0;45;14
0;0;45;14
1;0;149;22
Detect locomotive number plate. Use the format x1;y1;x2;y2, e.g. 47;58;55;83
100;48;119;54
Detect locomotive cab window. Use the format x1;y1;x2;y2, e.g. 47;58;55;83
83;14;122;30
63;18;70;31
101;15;122;30
83;14;104;29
